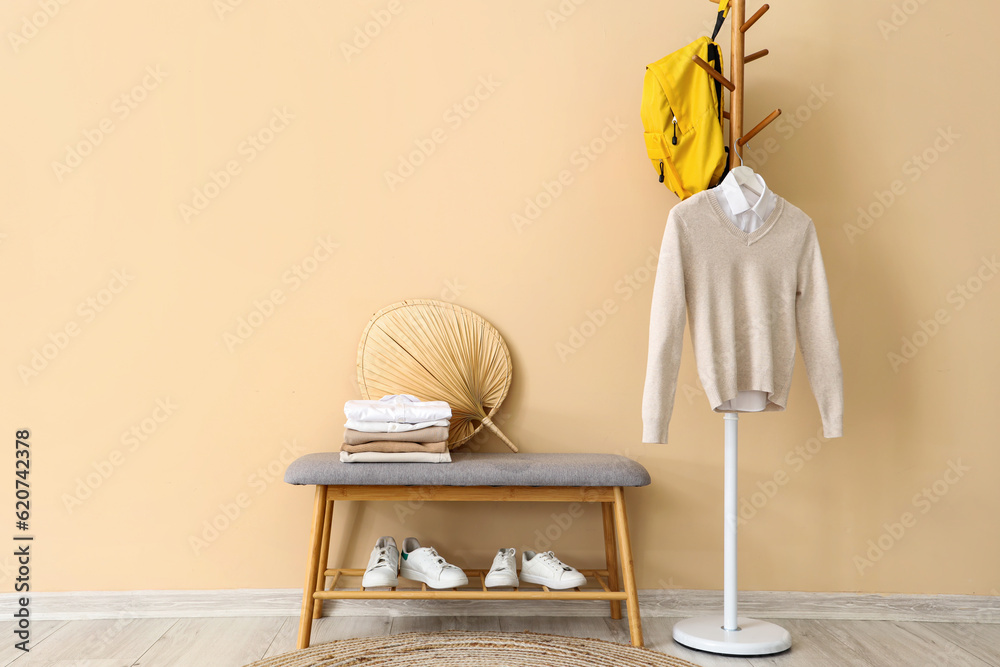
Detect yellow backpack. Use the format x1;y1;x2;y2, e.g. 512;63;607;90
641;2;729;200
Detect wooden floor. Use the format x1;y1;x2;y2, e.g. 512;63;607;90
2;614;997;666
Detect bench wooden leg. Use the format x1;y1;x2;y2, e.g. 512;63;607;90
613;486;643;648
601;502;622;620
297;485;328;650
312;497;334;619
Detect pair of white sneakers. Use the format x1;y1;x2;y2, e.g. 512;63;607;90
362;537;586;591
362;537;469;590
485;547;587;590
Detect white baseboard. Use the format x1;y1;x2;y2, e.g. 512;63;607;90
6;589;998;624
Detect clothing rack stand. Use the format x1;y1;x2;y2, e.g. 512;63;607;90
691;0;782;170
672;0;792;656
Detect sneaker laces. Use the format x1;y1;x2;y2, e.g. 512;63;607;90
425;547;453;572
372;548;391;568
538;551;572;572
491;549;512;572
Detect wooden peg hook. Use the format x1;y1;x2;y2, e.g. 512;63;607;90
737;109;781;147
741;4;769;33
692;55;735;91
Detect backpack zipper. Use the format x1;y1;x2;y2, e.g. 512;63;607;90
658;160;665;183
671;118;679;145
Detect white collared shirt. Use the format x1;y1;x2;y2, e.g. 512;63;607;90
713;170;776;233
344;394;452;424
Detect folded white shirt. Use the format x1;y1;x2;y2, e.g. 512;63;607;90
344;394;452;424
344;419;451;433
339;450;452;463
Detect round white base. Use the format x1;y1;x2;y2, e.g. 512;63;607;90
673;615;791;656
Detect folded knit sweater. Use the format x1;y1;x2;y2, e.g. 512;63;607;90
641;190;843;443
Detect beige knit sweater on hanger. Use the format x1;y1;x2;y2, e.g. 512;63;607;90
641;190;843;443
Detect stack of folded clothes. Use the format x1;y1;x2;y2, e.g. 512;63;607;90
342;394;453;463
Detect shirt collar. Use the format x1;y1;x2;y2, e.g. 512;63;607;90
718;169;776;221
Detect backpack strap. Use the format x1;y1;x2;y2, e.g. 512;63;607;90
705;41;724;122
712;0;730;40
710;0;731;186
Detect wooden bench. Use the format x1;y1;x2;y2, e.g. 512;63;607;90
284;451;651;648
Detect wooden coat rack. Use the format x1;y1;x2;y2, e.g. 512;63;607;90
670;0;794;658
693;0;781;170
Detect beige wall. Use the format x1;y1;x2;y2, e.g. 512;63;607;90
2;0;998;596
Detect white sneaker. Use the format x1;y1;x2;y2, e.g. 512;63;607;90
361;536;399;588
520;550;587;590
484;548;519;588
399;538;469;589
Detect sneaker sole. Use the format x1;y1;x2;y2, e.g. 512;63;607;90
484;573;519;588
520;572;586;590
400;566;468;590
361;573;399;588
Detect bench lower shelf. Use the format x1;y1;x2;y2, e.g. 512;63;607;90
317;568;628;601
296;484;643;648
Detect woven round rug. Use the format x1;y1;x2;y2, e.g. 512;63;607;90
244;631;702;667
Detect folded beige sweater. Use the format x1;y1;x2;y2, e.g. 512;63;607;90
642;191;843;443
343;425;448;445
341;440;449;454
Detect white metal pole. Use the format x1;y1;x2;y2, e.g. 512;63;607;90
672;411;791;654
723;412;739;632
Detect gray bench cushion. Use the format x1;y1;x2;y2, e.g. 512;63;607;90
284;452;651;487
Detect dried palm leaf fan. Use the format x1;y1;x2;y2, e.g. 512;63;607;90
357;300;516;452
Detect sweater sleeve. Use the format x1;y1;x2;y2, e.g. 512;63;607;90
641;211;688;443
795;223;843;438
